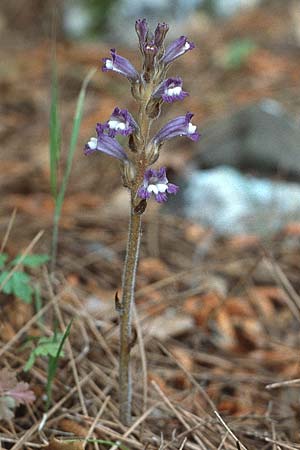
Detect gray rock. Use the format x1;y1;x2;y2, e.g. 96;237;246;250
183;166;300;236
196;100;300;177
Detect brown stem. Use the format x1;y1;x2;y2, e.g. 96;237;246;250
119;199;142;425
119;83;152;425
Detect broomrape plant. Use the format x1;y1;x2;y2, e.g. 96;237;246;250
84;18;200;425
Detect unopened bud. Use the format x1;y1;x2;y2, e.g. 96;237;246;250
134;198;147;215
145;98;161;119
145;140;160;165
143;42;158;83
121;160;136;187
129;132;144;153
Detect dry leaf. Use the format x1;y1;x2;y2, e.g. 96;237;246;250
145;312;194;340
0;367;35;421
58;419;89;438
44;438;85;450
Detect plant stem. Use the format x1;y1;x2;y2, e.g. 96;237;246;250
51;205;60;273
119;199;142;425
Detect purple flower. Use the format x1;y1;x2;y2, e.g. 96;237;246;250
106;107;138;136
152;77;189;103
135;18;149;52
154;22;169;49
84;124;128;161
153;112;200;144
163;36;195;65
137;167;179;203
102;49;139;82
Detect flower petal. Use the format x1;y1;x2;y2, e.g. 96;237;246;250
163;36;195;65
102;49;139;82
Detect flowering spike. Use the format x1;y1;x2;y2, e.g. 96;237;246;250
152;77;189;103
102;49;139;82
137;167;179;203
163;36;195;65
85;18;200;426
153;112;200;144
84;126;128;161
107;107;138;136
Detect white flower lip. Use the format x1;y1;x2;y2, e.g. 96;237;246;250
147;183;168;195
188;123;197;133
105;60;114;69
167;86;182;96
147;184;158;195
88;137;97;150
109;120;126;130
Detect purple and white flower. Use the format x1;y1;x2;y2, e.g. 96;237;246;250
163;36;195;65
84;124;128;161
152;77;188;103
102;49;139;82
137;167;179;203
153;112;200;144
106;107;138;136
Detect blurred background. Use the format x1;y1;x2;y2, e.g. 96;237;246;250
1;0;300;243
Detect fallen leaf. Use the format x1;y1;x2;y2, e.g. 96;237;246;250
44;438;85;450
145;312;194;340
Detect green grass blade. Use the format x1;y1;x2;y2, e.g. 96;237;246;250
49;59;61;199
57;67;96;210
51;68;96;271
46;320;73;409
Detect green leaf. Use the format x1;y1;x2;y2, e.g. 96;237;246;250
0;271;14;294
0;253;8;269
24;333;64;372
12;254;49;268
0;271;33;303
12;272;33;303
24;352;36;372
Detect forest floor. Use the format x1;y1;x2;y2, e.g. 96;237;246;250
1;2;300;449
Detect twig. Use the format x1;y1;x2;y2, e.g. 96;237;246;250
133;302;148;436
44;269;88;416
266;378;300;389
0;208;17;253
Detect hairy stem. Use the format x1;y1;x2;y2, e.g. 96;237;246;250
119;84;152;425
119;200;142;425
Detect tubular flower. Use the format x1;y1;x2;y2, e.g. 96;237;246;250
163;36;195;65
152;77;188;103
107;107;138;137
153;112;200;144
84;124;128;161
102;49;139;82
154;22;169;49
135;18;149;53
142;40;158;82
137;167;179;203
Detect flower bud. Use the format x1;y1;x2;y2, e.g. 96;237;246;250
121;159;136;187
145;98;161;119
145;140;160;165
